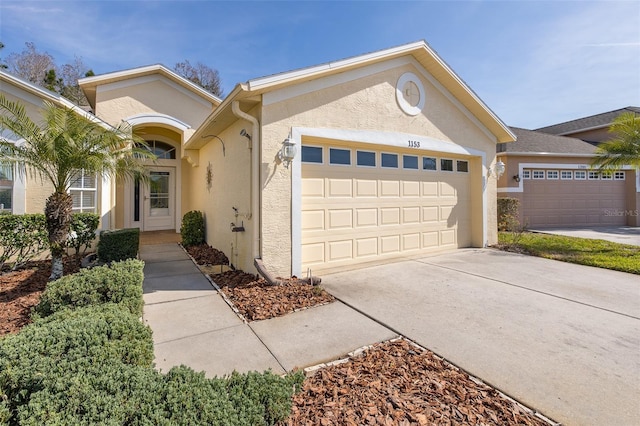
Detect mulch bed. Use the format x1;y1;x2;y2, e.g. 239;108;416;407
184;243;229;266
288;339;551;426
0;255;82;336
211;270;335;322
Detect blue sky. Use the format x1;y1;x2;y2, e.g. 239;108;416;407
1;0;638;129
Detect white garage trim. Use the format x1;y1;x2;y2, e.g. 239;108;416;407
498;162;637;194
290;126;488;276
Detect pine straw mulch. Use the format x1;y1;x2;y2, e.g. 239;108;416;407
0;255;83;337
211;270;335;322
288;339;552;426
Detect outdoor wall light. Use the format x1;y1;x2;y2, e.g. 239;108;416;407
513;174;521;183
488;160;505;179
278;137;297;169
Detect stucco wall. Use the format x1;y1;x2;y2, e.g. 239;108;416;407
94;77;212;130
260;62;499;275
183;122;254;271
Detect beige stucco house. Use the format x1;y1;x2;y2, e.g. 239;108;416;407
1;41;515;277
497;118;640;227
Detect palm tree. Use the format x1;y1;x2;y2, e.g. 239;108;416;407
592;112;640;170
0;94;154;280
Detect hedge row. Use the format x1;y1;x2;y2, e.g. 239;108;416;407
0;259;303;425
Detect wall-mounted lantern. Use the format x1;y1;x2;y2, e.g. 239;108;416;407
513;174;521;183
488;160;505;179
278;137;297;168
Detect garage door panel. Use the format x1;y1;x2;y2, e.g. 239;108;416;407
302;146;472;273
328;209;352;229
328;179;352;197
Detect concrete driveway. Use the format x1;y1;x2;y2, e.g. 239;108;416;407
322;249;640;426
529;226;640;246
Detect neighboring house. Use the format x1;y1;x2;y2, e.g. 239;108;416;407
1;40;514;277
497;123;640;228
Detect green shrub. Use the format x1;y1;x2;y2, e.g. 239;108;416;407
497;197;521;232
181;210;205;247
97;228;140;263
34;259;144;318
68;213;100;255
0;213;48;271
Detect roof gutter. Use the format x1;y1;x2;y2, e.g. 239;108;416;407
231;100;260;261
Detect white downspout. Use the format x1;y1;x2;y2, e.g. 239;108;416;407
231;101;260;261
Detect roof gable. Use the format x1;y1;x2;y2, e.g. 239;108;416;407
536;107;640;136
79;64;222;110
500;127;597;155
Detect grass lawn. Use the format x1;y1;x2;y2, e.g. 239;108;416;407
498;231;640;275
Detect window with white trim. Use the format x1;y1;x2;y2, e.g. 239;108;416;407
574;170;586;180
547;170;559;180
329;148;351;165
561;171;572;180
69;170;97;213
614;171;625;180
402;155;419;170
301;146;323;164
422;157;437;171
600;171;613;180
457;160;469;173
0;164;12;213
588;171;599;180
522;170;531;180
381;153;398;168
532;170;545;179
356;150;376;167
440;159;454;172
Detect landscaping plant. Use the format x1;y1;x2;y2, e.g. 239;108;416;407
181;210;205;247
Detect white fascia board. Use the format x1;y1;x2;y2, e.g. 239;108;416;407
125;113;191;131
97;74;214;109
501;152;596;158
250;41;426;90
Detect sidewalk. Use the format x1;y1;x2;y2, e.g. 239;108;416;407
140;243;395;377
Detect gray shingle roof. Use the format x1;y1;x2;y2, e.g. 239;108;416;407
498;127;597;155
535;107;640;135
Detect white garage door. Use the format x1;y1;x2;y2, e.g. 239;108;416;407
301;143;472;274
522;169;627;227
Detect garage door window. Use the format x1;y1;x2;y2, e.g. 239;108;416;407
457;160;469;173
381;153;398;168
329;148;351;166
614;171;625;180
532;170;545;179
547;170;559;180
422;157;437;171
441;159;454;172
403;155;418;170
356;151;376;167
588;171;599;180
574;170;586;180
601;171;613;180
522;170;531;179
561;171;572;180
302;146;323;164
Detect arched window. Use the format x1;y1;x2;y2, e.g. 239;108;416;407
144;140;176;159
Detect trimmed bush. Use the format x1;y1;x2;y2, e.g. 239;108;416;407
68;212;100;255
497;197;521;231
97;227;140;263
34;259;144;318
0;213;48;271
181;210;205;247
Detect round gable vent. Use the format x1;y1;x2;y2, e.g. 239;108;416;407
396;72;425;116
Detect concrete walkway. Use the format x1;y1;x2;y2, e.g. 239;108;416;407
140;243;395;378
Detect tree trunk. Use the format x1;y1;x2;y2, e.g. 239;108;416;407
45;191;73;281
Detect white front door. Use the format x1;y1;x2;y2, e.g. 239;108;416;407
143;167;175;231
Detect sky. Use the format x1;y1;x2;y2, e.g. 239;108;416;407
0;0;638;129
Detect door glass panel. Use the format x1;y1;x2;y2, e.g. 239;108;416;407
149;171;170;216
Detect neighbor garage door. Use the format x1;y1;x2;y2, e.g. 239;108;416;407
301;142;472;274
522;169;627;227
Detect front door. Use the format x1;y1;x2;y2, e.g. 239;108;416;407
143;167;175;231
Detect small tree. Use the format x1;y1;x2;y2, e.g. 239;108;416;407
0;95;154;280
592;112;640;170
174;60;223;97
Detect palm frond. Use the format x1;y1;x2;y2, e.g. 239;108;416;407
592;112;640;170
